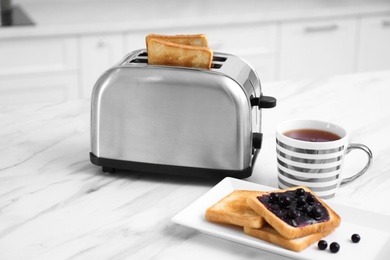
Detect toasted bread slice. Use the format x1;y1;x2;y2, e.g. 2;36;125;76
146;34;209;48
147;38;213;69
244;224;334;252
246;186;341;240
206;190;266;229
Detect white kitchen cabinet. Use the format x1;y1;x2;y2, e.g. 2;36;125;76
0;74;79;105
0;36;79;104
357;15;390;72
80;33;125;98
125;23;279;82
279;18;358;79
202;23;279;82
2;6;389;105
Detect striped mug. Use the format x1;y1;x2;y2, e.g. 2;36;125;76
276;119;372;199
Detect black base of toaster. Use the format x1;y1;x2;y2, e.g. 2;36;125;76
90;152;258;179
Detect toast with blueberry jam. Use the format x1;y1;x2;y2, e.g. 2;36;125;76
246;186;341;240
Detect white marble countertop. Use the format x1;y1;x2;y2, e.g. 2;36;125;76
1;0;390;39
1;70;390;259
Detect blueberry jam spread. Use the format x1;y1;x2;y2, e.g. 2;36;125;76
258;188;330;227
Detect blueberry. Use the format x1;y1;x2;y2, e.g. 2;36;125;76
351;234;361;243
287;209;298;219
330;242;340;253
301;204;311;214
309;206;322;219
268;203;280;211
268;192;279;204
279;195;291;209
296;188;306;197
297;196;306;206
318;240;327;250
307;194;316;204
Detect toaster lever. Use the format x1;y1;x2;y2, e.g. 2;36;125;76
252;133;263;149
251;95;277;109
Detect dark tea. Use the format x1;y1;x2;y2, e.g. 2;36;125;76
283;129;341;142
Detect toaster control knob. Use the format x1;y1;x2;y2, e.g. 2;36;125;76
251;95;277;109
252;133;263;149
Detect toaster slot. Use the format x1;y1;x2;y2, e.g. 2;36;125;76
129;58;148;64
138;52;148;57
211;55;227;69
129;52;148;64
212;56;227;62
128;51;227;69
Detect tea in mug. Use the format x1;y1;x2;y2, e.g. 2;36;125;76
283;129;341;142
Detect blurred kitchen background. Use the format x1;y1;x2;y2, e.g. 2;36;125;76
1;0;390;105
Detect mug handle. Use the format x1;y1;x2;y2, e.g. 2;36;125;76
340;143;373;187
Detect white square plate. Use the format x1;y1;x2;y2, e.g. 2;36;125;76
171;177;390;260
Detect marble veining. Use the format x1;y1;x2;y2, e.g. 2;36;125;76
1;71;390;259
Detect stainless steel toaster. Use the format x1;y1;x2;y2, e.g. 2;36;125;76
90;49;276;178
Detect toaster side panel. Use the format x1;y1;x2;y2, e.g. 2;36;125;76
91;66;252;171
214;52;262;135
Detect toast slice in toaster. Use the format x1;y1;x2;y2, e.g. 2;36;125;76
146;33;209;48
246;186;341;240
244;224;334;252
206;190;266;229
147;38;213;69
